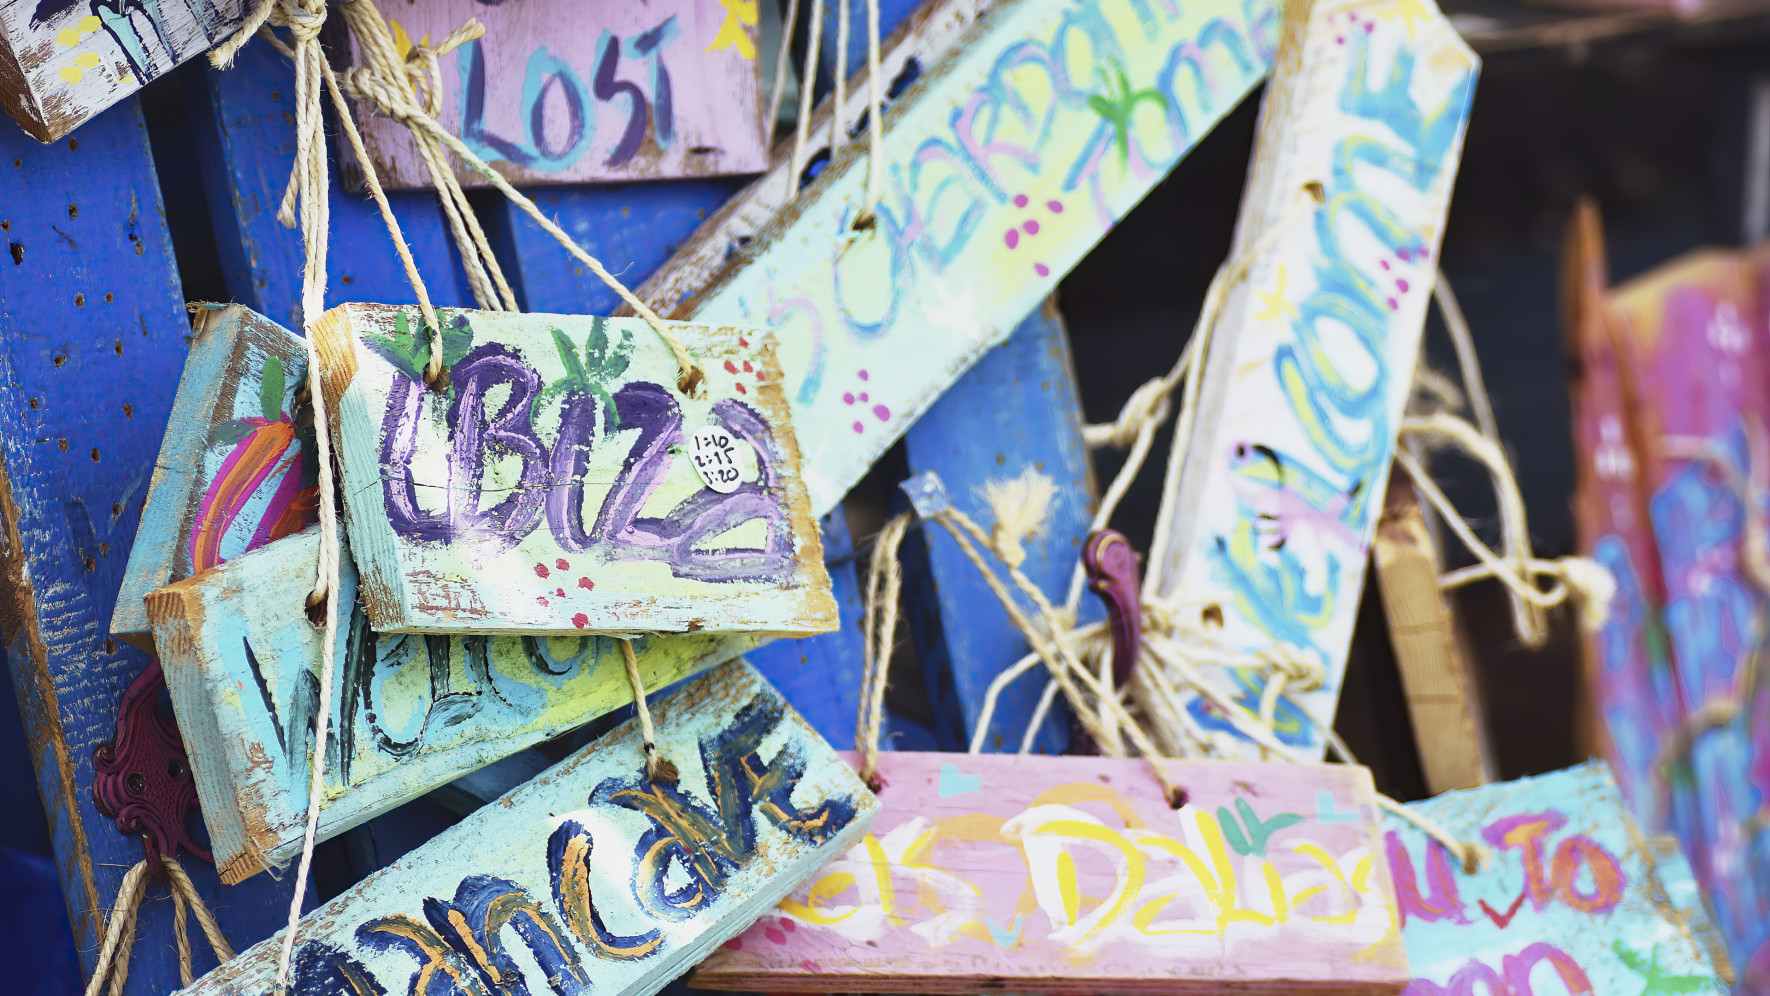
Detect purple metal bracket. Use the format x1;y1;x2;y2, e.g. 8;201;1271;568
92;659;210;879
1083;529;1143;686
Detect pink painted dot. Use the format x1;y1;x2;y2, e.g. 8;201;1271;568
1013;193;1029;208
1396;278;1410;292
843;391;855;405
1034;262;1051;277
742;360;753;372
556;558;569;570
1022;219;1040;236
736;382;747;394
872;404;890;422
538;596;550;606
858;369;869;381
572;613;589;630
556;587;566;597
724;938;743;951
1363;21;1373;31
1004;229;1019;249
1379;259;1390;271
852;421;865;434
1417;247;1431;259
858;392;868;403
765;928;787;945
534;564;550;579
755;371;766;382
723;359;739;374
801;961;824;973
1396;248;1412;261
1047;200;1063;213
578;577;594;590
1386;298;1398;310
782;919;797;932
1336;35;1344;43
737;336;749;348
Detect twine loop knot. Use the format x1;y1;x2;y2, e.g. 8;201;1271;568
1083;377;1173;450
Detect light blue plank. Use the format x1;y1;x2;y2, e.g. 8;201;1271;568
0;96;296;993
901;302;1094;753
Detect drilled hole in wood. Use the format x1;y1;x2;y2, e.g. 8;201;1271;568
89;447;99;462
8;243;20;265
27;398;37;409
104;293;114;304
110;502;122;517
56;439;67;451
341;273;354;284
167;759;184;780
82;555;94;572
74;293;84;306
113;340;121;355
67;138;77;151
122;403;132;418
1168;786;1189;809
66;204;77;220
103;638;115;655
1201;604;1224;628
12;159;20;167
52;354;64;367
129;234;142;255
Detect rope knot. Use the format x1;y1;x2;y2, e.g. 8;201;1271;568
276;1;326;44
1083;377;1173;450
978;469;1057;570
1264;650;1324;693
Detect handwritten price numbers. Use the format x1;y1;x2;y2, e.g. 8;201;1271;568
691;425;747;493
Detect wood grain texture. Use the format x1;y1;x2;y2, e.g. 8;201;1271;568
901;300;1092;755
0;97;296;992
111;304;316;647
694;751;1408;994
1150;0;1478;761
174;658;877;996
1606;248;1770;982
0;0;243;141
1372;464;1493;793
747;511;868;748
312;303;835;636
1560;200;1683;837
342;0;766;188
1648;833;1734;984
1388;762;1726;994
147;526;758;881
185;37;475;331
633;0;1279;513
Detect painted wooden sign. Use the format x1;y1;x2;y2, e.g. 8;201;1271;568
0;0;243;141
111;303;317;649
1388;762;1726;995
1147;0;1478;761
173;658;877;996
343;0;767;188
1561;200;1683;836
693;752;1408;993
1607;249;1770;985
148;526;759;882
311;303;835;636
637;0;1281;513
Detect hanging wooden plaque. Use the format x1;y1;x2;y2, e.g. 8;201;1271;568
311;304;836;636
1388;762;1726;994
1147;0;1478;761
173;658;878;996
342;0;766;188
692;751;1408;994
149;526;757;883
112;303;318;649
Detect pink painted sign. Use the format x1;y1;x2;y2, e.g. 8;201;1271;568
344;0;767;188
692;752;1407;993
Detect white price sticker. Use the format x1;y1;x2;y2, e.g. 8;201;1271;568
689;425;746;493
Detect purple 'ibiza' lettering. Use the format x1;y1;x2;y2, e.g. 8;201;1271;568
381;376;451;543
447;344;549;546
546;388;615;553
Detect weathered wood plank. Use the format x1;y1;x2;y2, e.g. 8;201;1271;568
694;751;1407;993
313;303;835;636
1560;198;1683;835
1149;0;1478;760
1372;463;1493;793
186;37;473;330
148;526;756;881
342;0;766;188
1607;249;1770;981
746;511;868;747
901;300;1092;754
639;0;1280;513
0;97;295;992
111;304;316;647
1648;833;1734;983
0;0;243;141
1387;762;1726;994
174;658;878;996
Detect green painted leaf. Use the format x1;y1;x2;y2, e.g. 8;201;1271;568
259;356;285;422
552;328;588;389
1614;941;1651;975
1657;977;1716;995
212;419;256;446
441;313;475;368
362;330;425;383
585;317;610;370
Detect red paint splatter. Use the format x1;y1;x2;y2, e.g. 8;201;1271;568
578;577;593;590
724;938;743;951
742;360;753;372
556;587;566;597
782;919;797;932
765;928;787;945
556;558;569;570
755;371;766;382
538;596;550;606
723;359;739;374
800;960;823;973
736;383;747;394
534;564;550;578
737;336;749;347
572;613;589;629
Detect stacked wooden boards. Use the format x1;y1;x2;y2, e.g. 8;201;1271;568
173;659;879;996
